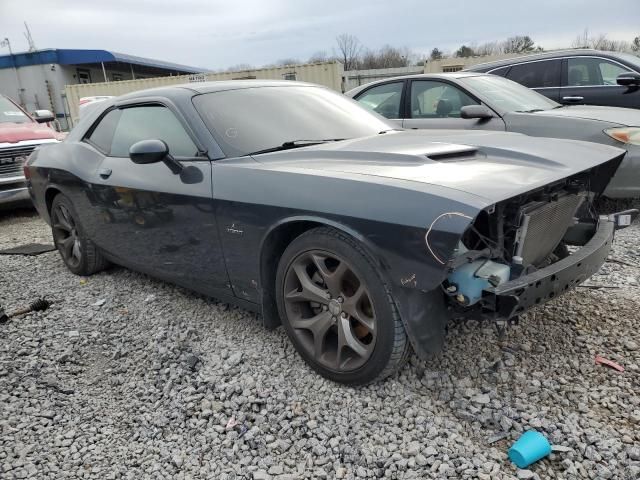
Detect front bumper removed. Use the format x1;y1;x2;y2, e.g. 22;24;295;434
484;217;616;319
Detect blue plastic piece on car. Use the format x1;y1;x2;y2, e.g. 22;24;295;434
447;260;510;305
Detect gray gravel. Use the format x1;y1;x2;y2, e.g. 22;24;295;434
1;208;639;480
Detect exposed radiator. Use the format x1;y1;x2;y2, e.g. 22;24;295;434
514;194;584;266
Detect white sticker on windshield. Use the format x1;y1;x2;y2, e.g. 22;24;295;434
4;111;26;116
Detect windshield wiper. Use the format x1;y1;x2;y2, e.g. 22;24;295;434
516;109;546;113
378;128;402;134
248;138;347;156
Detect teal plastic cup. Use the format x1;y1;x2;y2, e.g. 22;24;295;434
508;430;552;468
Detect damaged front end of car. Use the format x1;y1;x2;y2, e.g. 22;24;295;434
439;158;637;328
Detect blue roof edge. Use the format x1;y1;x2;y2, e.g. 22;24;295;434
0;48;203;73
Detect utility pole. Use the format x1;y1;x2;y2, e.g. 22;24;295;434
0;37;25;106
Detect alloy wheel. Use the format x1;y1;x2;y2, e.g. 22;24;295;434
283;250;377;372
52;203;82;269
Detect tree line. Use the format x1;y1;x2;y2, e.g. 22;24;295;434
224;30;640;72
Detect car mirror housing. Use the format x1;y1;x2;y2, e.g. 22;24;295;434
616;72;640;87
460;105;494;120
129;139;169;164
32;109;55;123
129;139;183;174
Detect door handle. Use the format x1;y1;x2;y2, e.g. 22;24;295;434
98;168;112;179
562;96;584;102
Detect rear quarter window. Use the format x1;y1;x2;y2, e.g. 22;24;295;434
506;60;561;88
86;109;121;153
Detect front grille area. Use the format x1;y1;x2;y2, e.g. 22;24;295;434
515;194;583;266
0;145;36;179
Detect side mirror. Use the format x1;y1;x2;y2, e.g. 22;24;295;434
616;72;640;87
460;105;494;120
32;109;55;123
129;139;168;164
129;139;182;174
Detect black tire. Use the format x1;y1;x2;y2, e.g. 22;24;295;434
275;226;410;385
51;194;109;276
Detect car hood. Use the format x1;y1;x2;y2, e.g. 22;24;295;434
252;130;625;203
532;105;640;126
0;121;59;143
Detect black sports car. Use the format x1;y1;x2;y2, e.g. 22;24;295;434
25;81;634;385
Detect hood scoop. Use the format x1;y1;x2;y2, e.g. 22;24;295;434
424;143;477;161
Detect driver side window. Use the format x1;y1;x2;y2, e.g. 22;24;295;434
567;57;630;86
410;80;478;118
355;82;403;119
109;105;198;158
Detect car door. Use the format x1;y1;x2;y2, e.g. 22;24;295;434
80;102;231;296
561;56;640;107
352;81;405;127
402;79;505;131
503;59;562;102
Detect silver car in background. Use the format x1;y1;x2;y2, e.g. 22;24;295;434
346;72;640;198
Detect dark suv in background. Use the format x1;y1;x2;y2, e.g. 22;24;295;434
465;49;640;109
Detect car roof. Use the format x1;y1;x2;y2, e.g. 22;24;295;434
464;49;628;71
345;72;488;95
117;80;322;101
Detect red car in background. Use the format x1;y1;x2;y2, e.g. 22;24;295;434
0;95;63;208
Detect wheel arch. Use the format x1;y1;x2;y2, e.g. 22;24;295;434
258;215;388;330
44;186;63;221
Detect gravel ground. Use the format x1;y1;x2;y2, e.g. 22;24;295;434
0;208;639;480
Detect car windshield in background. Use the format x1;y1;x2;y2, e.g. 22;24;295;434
0;97;31;124
192;86;393;157
460;75;560;113
616;52;640;71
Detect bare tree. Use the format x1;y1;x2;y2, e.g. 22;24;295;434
226;63;254;72
335;34;362;70
572;29;591;48
358;45;413;69
274;58;300;66
502;36;536;54
572;29;629;51
308;50;330;63
633;36;640;52
474;41;502;56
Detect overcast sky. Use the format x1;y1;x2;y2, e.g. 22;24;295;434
1;0;639;70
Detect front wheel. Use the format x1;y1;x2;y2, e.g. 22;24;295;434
51;194;109;276
276;227;410;385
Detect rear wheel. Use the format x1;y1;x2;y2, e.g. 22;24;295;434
51;194;109;276
276;227;409;385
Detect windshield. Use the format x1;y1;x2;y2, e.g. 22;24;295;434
193;86;394;157
0;97;31;124
459;75;559;112
616;52;640;71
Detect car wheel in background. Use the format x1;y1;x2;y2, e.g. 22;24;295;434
276;227;410;385
51;194;109;276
